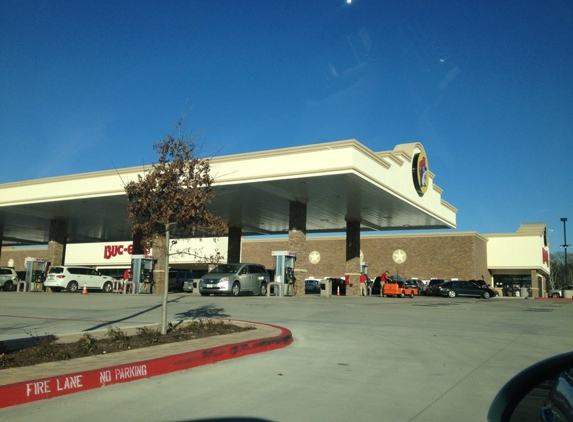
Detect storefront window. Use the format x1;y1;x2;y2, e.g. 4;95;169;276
494;275;533;297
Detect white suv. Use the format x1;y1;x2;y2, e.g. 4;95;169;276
45;266;116;293
0;267;19;291
549;285;573;298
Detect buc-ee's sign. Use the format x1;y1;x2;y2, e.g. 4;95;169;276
103;244;134;260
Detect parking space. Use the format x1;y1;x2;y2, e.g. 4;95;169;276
1;292;572;421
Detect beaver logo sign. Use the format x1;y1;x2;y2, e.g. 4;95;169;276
412;149;429;196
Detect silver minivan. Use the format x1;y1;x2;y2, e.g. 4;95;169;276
199;263;270;296
45;266;116;293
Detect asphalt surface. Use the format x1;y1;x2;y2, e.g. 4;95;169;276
1;292;572;422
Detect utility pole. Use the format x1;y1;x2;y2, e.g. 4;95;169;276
561;218;570;285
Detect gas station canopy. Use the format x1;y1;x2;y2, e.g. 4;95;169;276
0;140;456;245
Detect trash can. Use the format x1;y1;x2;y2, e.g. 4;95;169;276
320;279;332;297
520;287;528;298
139;281;152;294
563;289;573;299
182;279;199;295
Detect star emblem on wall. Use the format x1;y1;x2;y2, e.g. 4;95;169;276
309;251;321;264
392;249;407;264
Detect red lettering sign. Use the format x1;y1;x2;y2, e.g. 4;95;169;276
103;244;133;260
542;248;549;266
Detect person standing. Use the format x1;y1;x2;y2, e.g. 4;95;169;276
359;272;368;296
367;275;373;296
380;270;390;297
122;268;132;293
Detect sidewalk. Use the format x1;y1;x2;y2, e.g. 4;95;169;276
0;320;293;409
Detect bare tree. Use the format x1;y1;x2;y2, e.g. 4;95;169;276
125;120;227;334
551;251;573;287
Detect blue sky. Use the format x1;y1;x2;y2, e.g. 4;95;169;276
1;0;572;244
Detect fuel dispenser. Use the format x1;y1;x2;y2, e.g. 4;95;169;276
361;261;371;295
131;255;154;294
271;251;297;296
360;262;370;277
24;257;48;292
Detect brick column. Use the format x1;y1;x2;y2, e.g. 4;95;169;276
227;226;242;263
531;269;541;298
47;219;67;267
289;200;307;296
345;218;361;296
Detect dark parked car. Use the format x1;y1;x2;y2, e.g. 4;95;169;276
329;277;346;296
468;279;489;289
426;279;446;296
407;279;424;292
371;276;382;295
169;270;199;292
305;278;321;293
438;281;497;299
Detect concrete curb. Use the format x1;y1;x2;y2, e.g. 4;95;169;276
0;321;293;409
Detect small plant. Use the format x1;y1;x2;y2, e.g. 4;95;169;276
77;333;96;354
0;320;254;370
105;326;128;342
0;353;14;369
176;319;206;334
176;319;253;336
27;331;58;357
136;326;162;344
35;337;70;360
23;329;57;345
0;341;12;369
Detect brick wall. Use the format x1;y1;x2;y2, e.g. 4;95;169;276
2;232;492;283
0;247;48;271
242;232;491;282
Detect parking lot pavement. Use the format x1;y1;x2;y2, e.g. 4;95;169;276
1;292;572;421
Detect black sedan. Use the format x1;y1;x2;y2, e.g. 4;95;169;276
438;281;497;299
304;279;321;294
329;277;346;296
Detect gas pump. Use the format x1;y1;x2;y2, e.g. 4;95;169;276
271;251;297;296
360;262;370;277
131;255;154;294
25;257;48;292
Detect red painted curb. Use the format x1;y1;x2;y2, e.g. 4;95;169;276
534;297;573;301
0;322;293;409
